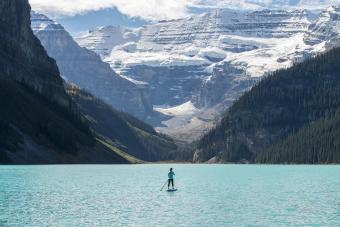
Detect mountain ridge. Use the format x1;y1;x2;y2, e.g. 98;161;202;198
31;11;154;121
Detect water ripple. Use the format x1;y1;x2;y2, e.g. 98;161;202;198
0;165;339;226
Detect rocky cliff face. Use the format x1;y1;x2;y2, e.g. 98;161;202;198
31;12;153;120
139;9;310;46
0;0;70;108
0;0;100;163
0;0;177;164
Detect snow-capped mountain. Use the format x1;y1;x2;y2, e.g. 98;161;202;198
75;8;337;141
31;12;153;120
304;6;340;48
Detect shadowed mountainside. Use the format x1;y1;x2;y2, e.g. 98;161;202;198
0;0;176;164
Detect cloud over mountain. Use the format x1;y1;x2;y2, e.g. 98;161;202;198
29;0;192;20
29;0;340;21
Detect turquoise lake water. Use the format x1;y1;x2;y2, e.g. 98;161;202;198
0;165;339;226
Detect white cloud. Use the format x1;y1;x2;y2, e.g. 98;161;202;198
190;0;267;9
29;0;194;20
29;0;340;21
191;0;340;9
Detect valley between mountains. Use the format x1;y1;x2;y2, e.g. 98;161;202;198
0;0;339;164
33;7;340;142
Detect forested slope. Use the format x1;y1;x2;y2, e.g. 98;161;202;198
68;86;177;161
257;114;340;164
196;47;340;164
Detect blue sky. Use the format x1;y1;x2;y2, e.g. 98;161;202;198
58;8;148;35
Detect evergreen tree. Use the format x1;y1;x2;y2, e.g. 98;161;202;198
196;47;340;164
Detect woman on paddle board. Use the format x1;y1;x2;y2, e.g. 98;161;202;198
168;168;175;189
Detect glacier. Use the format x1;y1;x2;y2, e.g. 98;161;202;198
34;6;340;142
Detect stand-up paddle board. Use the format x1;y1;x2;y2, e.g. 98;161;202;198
167;188;177;192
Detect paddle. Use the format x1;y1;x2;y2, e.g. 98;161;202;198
160;180;168;191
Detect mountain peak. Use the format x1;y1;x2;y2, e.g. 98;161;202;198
31;12;154;120
31;11;64;32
